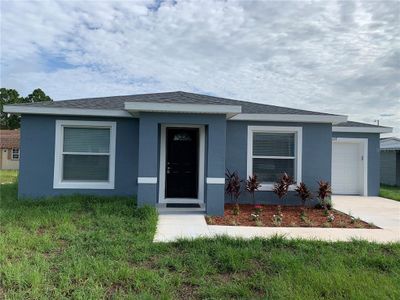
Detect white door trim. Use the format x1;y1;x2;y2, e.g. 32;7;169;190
158;124;205;204
332;137;368;196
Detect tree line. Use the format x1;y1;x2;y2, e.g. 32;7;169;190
0;88;52;129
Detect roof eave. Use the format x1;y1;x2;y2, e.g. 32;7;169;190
124;102;242;118
333;126;393;133
230;113;348;124
3;105;133;118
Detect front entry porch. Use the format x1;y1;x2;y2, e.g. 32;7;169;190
136;112;227;216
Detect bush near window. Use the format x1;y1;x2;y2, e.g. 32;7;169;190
225;169;242;215
245;174;261;206
295;182;313;207
317;180;333;211
272;173;294;205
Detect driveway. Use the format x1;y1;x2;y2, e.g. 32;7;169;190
332;196;400;230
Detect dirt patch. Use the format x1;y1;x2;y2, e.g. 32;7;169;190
206;204;379;228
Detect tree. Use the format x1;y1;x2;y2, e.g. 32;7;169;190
0;88;23;129
24;88;52;103
0;88;52;129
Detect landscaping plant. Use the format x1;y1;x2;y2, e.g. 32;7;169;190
272;172;294;206
327;213;335;222
295;182;312;207
245;174;261;206
251;205;263;222
317;180;332;212
272;205;284;226
225;169;242;215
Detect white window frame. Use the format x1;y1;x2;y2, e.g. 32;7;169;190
247;126;302;191
53;120;116;189
12;148;20;160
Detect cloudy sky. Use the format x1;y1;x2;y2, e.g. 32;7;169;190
1;0;399;135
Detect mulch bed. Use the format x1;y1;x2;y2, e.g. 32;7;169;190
206;204;379;228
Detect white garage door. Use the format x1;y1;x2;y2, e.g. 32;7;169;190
332;141;364;195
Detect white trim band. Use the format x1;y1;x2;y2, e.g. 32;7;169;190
138;177;158;184
332;126;392;133
124;102;241;117
4;105;133;118
206;177;225;184
231;114;347;124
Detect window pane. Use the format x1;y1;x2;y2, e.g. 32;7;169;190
253;132;294;156
253;158;294;182
63;155;109;181
64;127;110;153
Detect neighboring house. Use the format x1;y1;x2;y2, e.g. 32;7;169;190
380;137;400;187
0;129;20;170
4;91;392;215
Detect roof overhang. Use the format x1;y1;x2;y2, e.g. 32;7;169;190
4;103;352;125
230;113;348;124
333;126;393;133
124;102;242;118
3;105;132;118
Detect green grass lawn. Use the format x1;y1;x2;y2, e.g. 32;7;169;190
380;184;400;201
0;169;18;184
1;183;400;299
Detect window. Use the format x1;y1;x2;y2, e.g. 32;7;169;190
53;120;116;189
247;126;302;190
12;148;20;160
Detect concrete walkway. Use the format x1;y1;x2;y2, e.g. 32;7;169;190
332;196;400;230
154;214;210;242
154;196;400;243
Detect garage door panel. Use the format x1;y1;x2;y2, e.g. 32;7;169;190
332;142;361;195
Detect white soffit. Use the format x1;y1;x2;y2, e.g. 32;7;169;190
231;113;348;124
3;105;132;118
333;126;393;133
124;102;242;118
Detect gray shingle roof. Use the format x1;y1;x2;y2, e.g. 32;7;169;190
335;121;388;128
380;137;400;150
9;91;339;116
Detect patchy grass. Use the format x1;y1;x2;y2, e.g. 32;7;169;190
380;185;400;201
0;169;18;184
1;184;400;299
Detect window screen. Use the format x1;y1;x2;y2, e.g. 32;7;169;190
252;131;296;183
62;127;111;181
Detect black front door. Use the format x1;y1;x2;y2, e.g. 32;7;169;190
165;128;199;198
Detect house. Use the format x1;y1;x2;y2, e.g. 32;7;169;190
4;91;392;215
380;137;400;187
0;129;20;170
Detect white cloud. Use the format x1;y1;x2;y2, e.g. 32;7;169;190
1;0;399;135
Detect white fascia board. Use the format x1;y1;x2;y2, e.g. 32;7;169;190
230;113;348;124
333;126;393;133
3;105;133;118
124;102;242;115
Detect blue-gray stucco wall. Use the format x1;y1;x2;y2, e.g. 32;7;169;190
332;132;380;196
19;112;379;213
18;114;138;198
225;121;333;204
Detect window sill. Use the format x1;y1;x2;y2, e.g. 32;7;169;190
53;181;115;190
258;183;297;191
